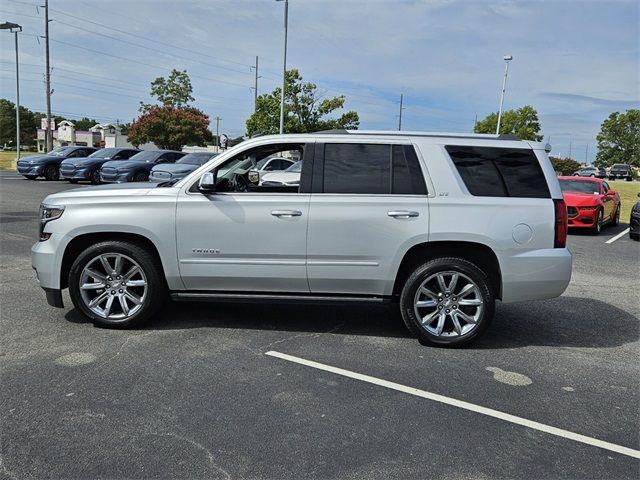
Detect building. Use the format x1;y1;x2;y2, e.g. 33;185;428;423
36;122;131;152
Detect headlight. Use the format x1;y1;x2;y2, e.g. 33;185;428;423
38;204;65;241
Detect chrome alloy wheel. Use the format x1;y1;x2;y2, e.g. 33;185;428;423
79;253;148;319
413;271;484;338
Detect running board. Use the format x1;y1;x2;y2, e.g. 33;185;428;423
170;291;390;305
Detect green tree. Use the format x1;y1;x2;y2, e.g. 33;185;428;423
144;69;194;110
129;70;210;150
0;99;40;147
549;156;581;176
246;69;359;136
73;117;99;131
474;105;543;141
594;109;640;167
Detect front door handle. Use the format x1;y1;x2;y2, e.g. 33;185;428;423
387;210;419;218
271;210;302;217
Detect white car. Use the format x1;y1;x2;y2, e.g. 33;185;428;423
253;156;295;181
259;161;301;186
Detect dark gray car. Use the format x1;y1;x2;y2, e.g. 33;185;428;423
16;146;97;180
149;152;218;183
59;147;140;184
100;150;185;183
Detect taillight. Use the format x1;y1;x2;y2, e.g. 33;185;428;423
553;199;568;248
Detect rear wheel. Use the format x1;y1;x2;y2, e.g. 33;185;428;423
591;209;603;234
44;165;59;181
68;241;167;328
133;171;148;182
399;257;495;347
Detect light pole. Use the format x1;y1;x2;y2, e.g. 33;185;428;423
276;0;288;134
1;22;22;160
496;55;513;135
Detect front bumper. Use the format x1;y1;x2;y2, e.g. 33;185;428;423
17;164;44;176
630;212;640;235
567;208;598;228
60;168;90;180
500;248;572;303
100;171;133;183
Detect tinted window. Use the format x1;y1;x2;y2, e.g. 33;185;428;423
177;153;216;165
392;145;427;195
446;146;550;198
559;180;600;194
323;144;390;194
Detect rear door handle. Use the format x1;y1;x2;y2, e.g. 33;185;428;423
387;210;419;218
271;210;302;217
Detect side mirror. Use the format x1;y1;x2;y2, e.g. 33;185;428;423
248;169;260;185
607;189;617;196
198;171;217;193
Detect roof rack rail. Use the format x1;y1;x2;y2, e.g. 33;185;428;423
311;129;520;141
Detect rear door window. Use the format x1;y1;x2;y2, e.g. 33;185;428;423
321;143;426;195
446;146;550;198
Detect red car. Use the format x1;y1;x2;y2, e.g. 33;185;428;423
558;176;621;234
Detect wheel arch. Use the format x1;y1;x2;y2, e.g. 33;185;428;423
392;241;502;299
60;232;165;289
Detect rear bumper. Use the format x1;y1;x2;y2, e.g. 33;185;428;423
500;248;572;303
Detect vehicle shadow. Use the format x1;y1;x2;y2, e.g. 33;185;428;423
568;222;629;237
64;295;638;349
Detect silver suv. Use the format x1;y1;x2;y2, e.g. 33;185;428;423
32;131;572;346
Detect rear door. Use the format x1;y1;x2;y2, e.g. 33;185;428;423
306;142;429;295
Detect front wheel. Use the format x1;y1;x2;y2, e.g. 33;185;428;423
133;171;148;182
591;209;604;234
44;165;59;181
612;205;620;226
90;168;101;184
68;241;167;328
399;257;495;347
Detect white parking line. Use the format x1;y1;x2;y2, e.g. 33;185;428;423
265;350;640;460
606;228;630;244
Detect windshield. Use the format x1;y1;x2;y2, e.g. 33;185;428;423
47;147;71;157
286;161;302;172
88;148;123;159
177;153;217;166
559;180;600;194
128;150;163;163
612;164;627;168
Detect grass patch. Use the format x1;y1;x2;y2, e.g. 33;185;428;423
608;180;640;223
0;151;37;170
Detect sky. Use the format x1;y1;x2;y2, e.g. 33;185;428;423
0;0;638;162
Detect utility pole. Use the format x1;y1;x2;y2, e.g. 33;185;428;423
250;56;261;113
473;114;478;132
585;144;589;163
277;0;289;134
397;93;404;131
44;0;52;151
214;116;221;148
569;138;572;160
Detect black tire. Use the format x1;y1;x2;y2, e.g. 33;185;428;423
591;209;603;235
44;164;59;181
133;171;148;182
630;233;639;241
399;257;495;347
68;240;167;328
611;205;620;226
24;175;37;180
90;168;101;185
590;174;595;177
626;176;633;182
69;179;79;184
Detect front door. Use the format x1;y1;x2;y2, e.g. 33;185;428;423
176;141;311;292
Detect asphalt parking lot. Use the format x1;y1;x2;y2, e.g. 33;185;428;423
1;171;638;479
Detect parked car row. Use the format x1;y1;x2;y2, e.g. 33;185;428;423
572;163;635;181
17;146;302;185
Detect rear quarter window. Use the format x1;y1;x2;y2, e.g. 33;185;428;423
446;146;550;198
